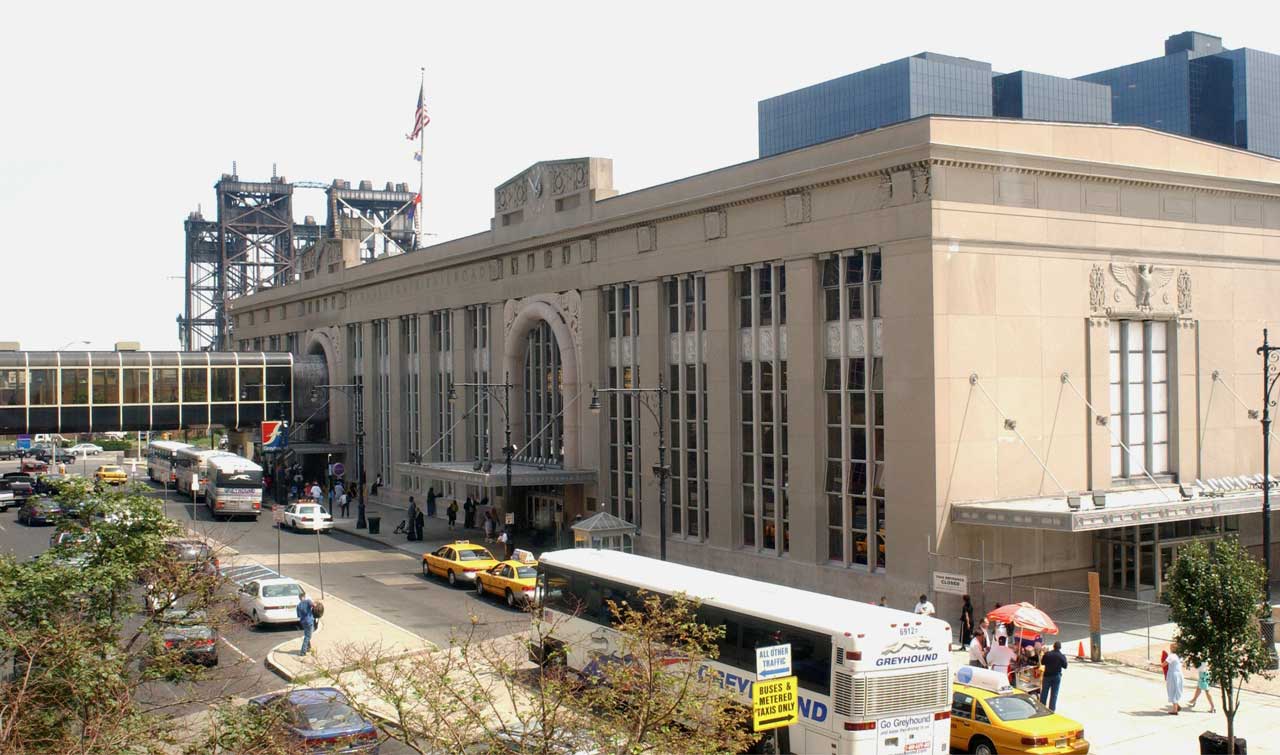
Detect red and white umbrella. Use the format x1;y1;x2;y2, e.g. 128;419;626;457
985;602;1059;635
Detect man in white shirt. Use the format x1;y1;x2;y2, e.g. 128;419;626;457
985;635;1017;677
967;633;988;667
913;594;936;617
309;482;322;505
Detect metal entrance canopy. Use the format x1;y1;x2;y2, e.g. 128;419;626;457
398;460;596;488
952;475;1273;532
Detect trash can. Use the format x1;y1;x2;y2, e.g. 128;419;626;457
367;515;381;535
1199;731;1247;754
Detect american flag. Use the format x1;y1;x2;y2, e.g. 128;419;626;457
406;83;430;141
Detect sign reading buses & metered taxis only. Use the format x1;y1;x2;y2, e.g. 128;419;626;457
751;675;798;732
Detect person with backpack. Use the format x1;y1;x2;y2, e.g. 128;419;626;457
447;500;458;529
296;590;316;656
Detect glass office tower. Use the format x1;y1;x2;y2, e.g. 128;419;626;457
992;72;1112;124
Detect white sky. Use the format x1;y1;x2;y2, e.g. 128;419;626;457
2;1;1275;350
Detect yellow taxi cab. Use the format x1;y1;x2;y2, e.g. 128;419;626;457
474;549;539;607
951;667;1089;755
94;465;128;485
422;540;499;587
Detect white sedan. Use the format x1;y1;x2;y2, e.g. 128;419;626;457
68;443;103;457
283;503;333;532
237;577;305;626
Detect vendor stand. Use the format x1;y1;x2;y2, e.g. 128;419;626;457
985;602;1059;696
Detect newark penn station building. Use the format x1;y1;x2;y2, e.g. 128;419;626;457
227;48;1280;609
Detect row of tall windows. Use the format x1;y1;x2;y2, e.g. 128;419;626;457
606;284;641;524
1109;320;1170;480
374;321;392;484
740;264;789;554
823;249;886;569
429;311;455;498
523;321;564;465
666;275;709;540
401;316;421;461
347;324;364;484
467;306;491;463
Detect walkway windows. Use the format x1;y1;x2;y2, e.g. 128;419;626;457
92;368;119;405
1109;320;1171;480
666;274;708;541
154;369;179;403
0;369;23;407
523;321;563;466
236;368;260;402
740;263;789;554
211;368;235;403
61;369;88;405
823;248;886;570
181;368;206;402
606;284;641;524
29;370;55;406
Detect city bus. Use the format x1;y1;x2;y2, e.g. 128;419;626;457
173;447;231;497
535;549;952;755
204;454;263;519
146;441;194;484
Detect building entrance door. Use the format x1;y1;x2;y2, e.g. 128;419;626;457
527;489;563;537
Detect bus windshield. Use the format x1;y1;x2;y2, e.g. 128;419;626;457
214;469;262;488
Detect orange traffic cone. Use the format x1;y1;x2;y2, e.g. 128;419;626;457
1077;641;1085;660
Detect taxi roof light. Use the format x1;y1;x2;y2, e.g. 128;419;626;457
954;666;1014;694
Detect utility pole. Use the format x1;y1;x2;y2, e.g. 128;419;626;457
1257;329;1279;668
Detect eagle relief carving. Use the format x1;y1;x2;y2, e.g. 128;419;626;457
1110;263;1174;311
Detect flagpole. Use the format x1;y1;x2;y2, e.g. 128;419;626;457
417;66;425;250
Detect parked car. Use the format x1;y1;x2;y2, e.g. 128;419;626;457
0;445;23;461
0;490;14;512
49;526;97;548
163;538;219;577
1;475;34;505
69;443;103;457
31;447;74;465
248;688;379;753
20;458;48;474
282;503;333;532
154;607;218;666
237;577;305;626
17;497;63;526
93;465;127;485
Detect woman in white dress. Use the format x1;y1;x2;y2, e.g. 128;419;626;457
1164;644;1185;714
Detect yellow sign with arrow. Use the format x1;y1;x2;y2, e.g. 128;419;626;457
751;675;798;732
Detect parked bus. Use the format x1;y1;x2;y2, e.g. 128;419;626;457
204;454;263;519
535;549;952;755
146;441;193;484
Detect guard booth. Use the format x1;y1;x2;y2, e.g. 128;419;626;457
571;511;636;553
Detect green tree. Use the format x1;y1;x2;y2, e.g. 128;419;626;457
0;478;231;754
1164;538;1274;754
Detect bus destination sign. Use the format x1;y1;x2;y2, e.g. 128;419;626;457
751;675;798;732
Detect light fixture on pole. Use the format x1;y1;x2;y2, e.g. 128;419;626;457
590;379;670;560
1257;329;1279;669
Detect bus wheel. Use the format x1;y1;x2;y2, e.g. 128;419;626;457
970;737;996;755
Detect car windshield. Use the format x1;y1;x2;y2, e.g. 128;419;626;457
515;566;538;579
457;549;492;562
165;625;214;640
160;608;207;624
296;700;365;731
986;693;1053;721
296;506;318;514
100;467;120;473
262;583;304;599
168;542;210;561
34;500;59;511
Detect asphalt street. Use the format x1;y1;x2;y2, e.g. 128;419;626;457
0;452;529;754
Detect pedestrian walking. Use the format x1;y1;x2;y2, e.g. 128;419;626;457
960;594;975;647
484;510;496;542
406;497;419;542
985;635;1016;679
447;500;458;529
877;596;887;607
414;503;425;542
370;474;382;497
326;486;335;514
309;481;322;505
967;626;989;668
913;593;936;617
426;488;437;519
335;479;345;500
499;527;514;560
463;496;476;529
338;490;350;518
1165;644;1185;714
1039;641;1068;711
296;590;316;656
1187;661;1216;712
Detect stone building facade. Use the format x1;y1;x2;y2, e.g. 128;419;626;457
229;116;1280;605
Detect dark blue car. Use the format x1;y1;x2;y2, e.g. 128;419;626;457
248;687;379;753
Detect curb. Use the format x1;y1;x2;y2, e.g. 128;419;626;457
330;522;427;561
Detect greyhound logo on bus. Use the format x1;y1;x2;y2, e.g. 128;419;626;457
877;636;939;667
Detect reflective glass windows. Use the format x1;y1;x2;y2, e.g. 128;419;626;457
523;321;563;466
465;306;489;462
666;274;709;541
29;370;55;406
210;368;235;402
739;263;788;554
266;367;290;402
154;368;179;403
374;320;391;484
402;316;422;461
92;368;119;404
429;311;455;491
60;369;88;404
0;369;24;406
181;368;207;402
237;368;262;402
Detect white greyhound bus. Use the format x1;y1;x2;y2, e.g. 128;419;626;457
204;454;263;519
535;549;952;755
173;447;231;497
146;440;194;484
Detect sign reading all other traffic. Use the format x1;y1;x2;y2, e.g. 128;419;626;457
751;675;798;732
755;642;792;680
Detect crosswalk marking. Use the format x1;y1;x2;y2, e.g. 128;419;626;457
220;563;280;585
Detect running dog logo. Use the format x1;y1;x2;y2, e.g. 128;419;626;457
882;636;933;656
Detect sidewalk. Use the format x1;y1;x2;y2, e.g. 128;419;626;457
264;574;434;683
328;497;502;559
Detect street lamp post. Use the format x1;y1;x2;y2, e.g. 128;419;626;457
1258;329;1279;668
589;378;669;560
450;374;515;522
311;382;366;528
